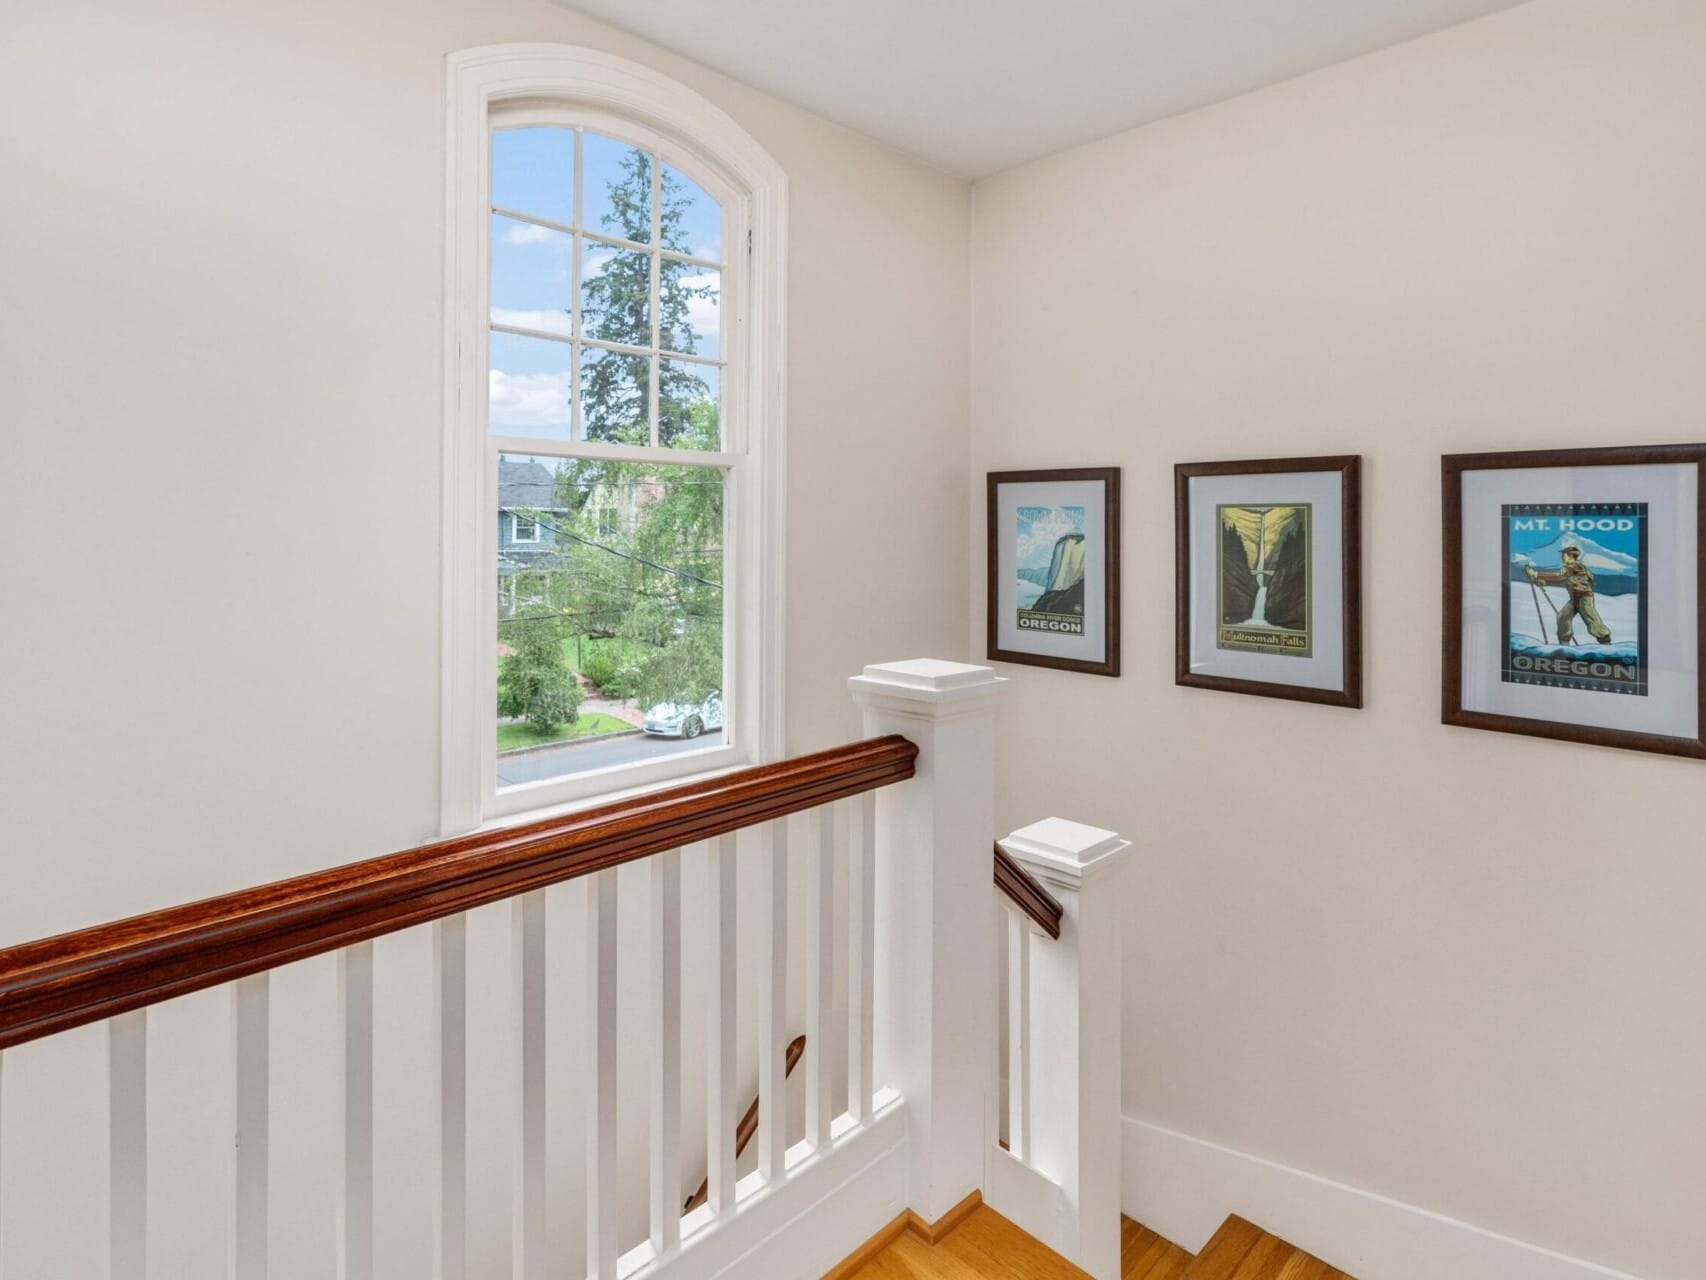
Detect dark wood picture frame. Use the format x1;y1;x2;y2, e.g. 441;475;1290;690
1174;455;1363;708
1442;443;1706;759
986;467;1121;677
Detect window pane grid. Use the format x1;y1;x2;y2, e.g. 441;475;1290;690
492;321;725;369
649;157;661;447
493;209;724;271
491;125;723;449
571;127;585;441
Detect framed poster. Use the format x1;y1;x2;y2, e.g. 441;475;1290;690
1443;444;1706;758
986;468;1120;676
1175;456;1362;707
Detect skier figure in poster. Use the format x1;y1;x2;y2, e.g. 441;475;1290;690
1524;541;1613;646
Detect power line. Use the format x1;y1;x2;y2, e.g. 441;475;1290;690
504;506;722;589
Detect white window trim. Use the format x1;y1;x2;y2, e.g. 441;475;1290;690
442;44;788;834
509;512;541;544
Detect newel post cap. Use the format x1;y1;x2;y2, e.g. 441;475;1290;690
1000;817;1132;890
848;659;1007;716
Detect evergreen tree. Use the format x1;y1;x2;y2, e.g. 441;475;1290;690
581;151;718;447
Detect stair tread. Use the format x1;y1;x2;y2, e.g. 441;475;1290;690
1121;1216;1193;1280
839;1205;1093;1280
1177;1215;1356;1280
832;1206;1352;1280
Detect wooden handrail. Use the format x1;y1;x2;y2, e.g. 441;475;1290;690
683;1033;806;1213
0;736;918;1052
993;843;1062;940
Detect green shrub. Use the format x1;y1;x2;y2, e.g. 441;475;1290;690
498;623;581;732
580;649;618;690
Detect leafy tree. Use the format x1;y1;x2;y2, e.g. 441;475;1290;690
498;619;582;733
544;148;724;709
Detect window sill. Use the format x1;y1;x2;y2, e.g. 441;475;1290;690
480;738;754;833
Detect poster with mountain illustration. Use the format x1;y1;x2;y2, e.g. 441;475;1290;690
1502;502;1648;695
1217;504;1311;657
1016;505;1087;635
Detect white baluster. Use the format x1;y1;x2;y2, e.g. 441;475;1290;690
1006;911;1031;1163
232;975;269;1280
705;833;737;1216
758;820;788;1183
433;915;466;1280
513;892;546;1280
109;1010;147;1280
805;806;835;1151
338;942;374;1280
847;791;875;1124
586;871;619;1279
650;850;682;1256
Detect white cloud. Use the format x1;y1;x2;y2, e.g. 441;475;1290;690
489;369;572;428
490;307;572;338
677;272;721;349
504;222;566;248
1015;507;1083;568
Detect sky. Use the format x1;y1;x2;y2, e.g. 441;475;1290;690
487;126;723;439
1015;505;1085;574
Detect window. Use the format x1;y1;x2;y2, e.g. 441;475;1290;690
444;47;786;825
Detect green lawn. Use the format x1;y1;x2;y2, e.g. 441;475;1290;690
496;712;633;753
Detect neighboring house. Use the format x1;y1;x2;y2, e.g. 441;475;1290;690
497;458;570;614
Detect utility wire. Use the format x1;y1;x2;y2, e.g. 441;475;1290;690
504;506;722;589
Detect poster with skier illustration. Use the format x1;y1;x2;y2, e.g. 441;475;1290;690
1502;502;1648;696
1217;503;1311;657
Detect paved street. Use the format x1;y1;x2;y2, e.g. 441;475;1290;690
496;729;725;788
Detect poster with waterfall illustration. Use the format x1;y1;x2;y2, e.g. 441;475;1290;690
1016;504;1087;636
987;469;1121;677
1176;458;1361;708
1501;502;1648;696
1216;504;1311;657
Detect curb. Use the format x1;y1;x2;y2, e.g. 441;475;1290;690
497;726;647;759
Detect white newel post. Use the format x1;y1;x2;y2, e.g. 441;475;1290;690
848;659;1007;1223
1001;818;1133;1280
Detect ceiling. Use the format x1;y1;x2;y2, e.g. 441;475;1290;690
560;0;1530;178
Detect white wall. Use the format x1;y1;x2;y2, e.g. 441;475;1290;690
0;0;969;1274
970;3;1706;1277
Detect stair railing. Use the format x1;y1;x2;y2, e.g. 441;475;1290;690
0;659;1011;1279
990;818;1135;1280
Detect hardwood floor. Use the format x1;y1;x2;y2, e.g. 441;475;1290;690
1181;1215;1355;1280
833;1207;1355;1280
1121;1216;1194;1279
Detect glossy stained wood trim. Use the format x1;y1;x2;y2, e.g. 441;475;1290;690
993;844;1062;940
906;1189;983;1246
0;737;919;1051
1174;456;1363;708
1442;443;1706;759
683;1033;805;1213
987;468;1122;677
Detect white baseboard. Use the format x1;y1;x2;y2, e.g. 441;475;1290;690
1122;1116;1648;1280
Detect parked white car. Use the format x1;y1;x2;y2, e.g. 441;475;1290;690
642;691;723;739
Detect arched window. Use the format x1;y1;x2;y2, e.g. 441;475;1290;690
443;46;787;826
